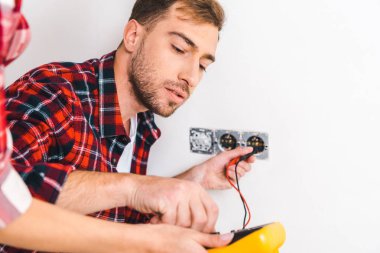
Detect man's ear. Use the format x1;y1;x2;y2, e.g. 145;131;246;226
122;19;144;52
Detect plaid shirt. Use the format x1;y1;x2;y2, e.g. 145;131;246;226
0;0;32;229
2;51;161;253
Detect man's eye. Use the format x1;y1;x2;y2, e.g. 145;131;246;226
200;65;207;72
172;45;185;54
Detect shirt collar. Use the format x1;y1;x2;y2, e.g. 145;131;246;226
98;51;126;138
97;51;161;143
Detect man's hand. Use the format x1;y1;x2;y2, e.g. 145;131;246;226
129;224;233;253
176;147;255;190
129;175;219;233
57;172;218;232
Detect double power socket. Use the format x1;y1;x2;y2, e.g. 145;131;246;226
189;128;269;159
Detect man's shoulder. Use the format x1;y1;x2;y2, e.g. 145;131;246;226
18;58;100;83
6;52;116;115
11;51;116;90
7;57;103;99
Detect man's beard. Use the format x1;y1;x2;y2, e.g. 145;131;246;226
128;41;190;117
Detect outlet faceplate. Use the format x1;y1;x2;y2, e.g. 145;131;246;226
189;128;269;159
189;128;214;155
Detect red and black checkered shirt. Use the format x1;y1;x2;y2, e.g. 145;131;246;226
5;50;161;222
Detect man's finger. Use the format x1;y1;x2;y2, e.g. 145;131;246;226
227;163;250;173
195;232;233;249
222;146;253;161
235;161;251;172
227;167;245;179
246;154;255;163
201;193;219;233
176;202;192;228
190;197;208;232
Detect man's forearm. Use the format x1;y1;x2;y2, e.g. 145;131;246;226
56;170;137;214
56;170;220;233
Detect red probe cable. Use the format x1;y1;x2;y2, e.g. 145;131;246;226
225;154;253;229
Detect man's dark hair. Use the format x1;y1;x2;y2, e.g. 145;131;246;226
129;0;225;31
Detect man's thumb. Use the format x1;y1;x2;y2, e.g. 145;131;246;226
224;146;253;160
199;233;233;249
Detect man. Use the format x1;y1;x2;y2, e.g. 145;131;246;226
4;0;254;252
0;0;235;252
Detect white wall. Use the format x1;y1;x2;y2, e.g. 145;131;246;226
6;1;380;252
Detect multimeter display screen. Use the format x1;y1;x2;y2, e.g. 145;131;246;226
229;224;268;244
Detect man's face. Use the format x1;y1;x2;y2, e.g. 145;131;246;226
129;5;219;117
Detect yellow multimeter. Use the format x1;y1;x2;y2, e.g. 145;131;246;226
208;222;286;253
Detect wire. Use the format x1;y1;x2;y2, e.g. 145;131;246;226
235;160;247;228
225;157;252;229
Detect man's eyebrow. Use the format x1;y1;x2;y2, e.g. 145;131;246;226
169;31;215;62
169;31;196;48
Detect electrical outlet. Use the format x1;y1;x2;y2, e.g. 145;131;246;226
215;130;240;152
189;128;214;154
242;132;269;159
189;128;269;159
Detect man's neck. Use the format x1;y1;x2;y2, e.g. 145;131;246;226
114;48;147;133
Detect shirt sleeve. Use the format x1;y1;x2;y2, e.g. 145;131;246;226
6;78;76;204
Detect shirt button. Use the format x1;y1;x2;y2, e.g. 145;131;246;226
112;158;117;166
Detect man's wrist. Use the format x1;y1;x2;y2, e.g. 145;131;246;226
119;173;140;208
175;165;205;186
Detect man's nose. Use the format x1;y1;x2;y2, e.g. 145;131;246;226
178;61;199;89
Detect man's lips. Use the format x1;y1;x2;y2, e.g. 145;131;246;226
165;87;188;102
